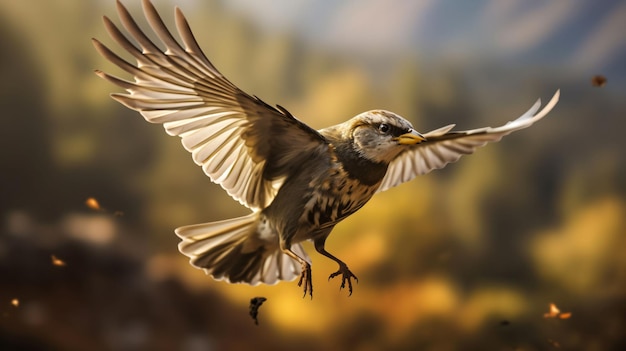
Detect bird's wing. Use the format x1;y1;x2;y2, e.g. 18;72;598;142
93;0;327;210
377;90;560;193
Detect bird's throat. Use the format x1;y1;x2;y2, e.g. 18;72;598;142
333;142;388;186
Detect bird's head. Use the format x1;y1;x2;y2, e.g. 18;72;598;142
344;110;426;164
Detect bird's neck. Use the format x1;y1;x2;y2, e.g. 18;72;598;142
332;141;388;186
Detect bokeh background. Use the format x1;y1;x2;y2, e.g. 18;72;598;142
1;0;625;350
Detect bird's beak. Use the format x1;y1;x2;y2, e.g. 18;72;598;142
395;129;426;145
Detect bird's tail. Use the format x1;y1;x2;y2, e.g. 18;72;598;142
175;212;308;285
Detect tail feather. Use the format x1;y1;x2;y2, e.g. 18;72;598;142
175;212;308;285
177;215;253;255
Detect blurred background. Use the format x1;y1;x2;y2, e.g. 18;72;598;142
1;0;625;350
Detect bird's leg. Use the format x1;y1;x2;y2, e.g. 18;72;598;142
280;241;313;299
314;237;358;296
298;262;312;299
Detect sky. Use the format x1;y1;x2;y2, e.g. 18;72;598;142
221;0;626;83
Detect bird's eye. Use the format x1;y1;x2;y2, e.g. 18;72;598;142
378;123;390;134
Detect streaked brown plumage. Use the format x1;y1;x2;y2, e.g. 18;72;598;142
94;0;560;297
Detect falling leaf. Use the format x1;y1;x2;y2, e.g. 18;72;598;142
249;297;267;325
591;75;606;87
85;197;101;211
544;303;571;319
51;255;66;267
11;299;19;307
544;303;560;318
558;312;572;319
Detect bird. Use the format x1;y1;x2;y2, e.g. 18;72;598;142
93;0;560;298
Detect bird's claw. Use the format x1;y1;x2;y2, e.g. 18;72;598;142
297;263;313;299
328;265;358;296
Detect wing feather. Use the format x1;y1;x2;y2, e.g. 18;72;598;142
95;0;327;210
377;90;559;193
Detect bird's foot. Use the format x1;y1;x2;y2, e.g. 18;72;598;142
297;262;313;299
328;264;358;296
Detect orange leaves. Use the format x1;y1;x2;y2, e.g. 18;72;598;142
85;197;123;217
85;197;102;211
51;255;66;267
544;303;571;319
558;311;572;319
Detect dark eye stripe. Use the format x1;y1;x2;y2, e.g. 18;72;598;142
375;123;408;137
390;125;408;137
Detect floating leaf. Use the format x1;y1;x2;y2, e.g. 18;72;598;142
591;75;606;87
85;197;101;211
51;255;66;267
249;297;267;325
544;303;571;319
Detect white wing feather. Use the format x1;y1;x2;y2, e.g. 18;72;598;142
377;90;560;193
94;0;325;210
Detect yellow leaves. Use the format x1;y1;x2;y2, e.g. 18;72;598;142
335;231;388;273
457;287;528;332
295;67;373;128
371;277;459;336
531;197;626;292
445;146;500;248
11;299;19;307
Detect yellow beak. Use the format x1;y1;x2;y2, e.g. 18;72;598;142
395;129;426;145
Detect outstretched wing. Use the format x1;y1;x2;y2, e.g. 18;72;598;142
93;0;327;210
377;90;560;193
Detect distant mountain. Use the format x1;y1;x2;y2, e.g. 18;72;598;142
221;0;626;83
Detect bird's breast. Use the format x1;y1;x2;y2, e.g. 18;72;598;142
300;163;379;229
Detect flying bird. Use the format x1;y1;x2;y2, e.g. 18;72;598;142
93;0;559;298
